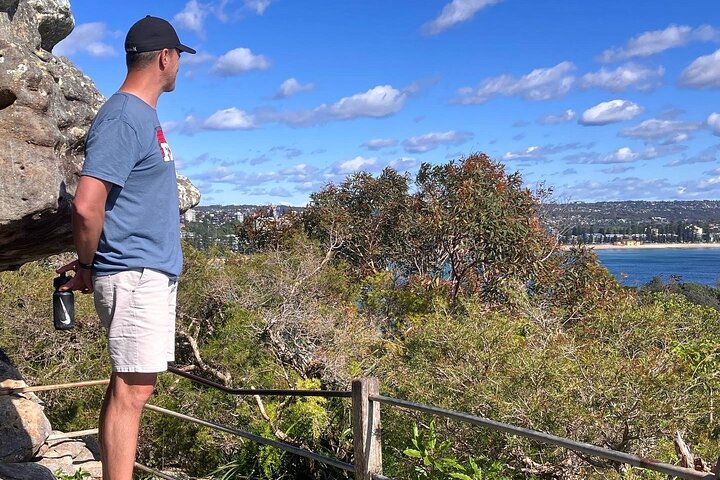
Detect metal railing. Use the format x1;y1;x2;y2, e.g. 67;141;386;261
370;394;716;479
2;369;716;480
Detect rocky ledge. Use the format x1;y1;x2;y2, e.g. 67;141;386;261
0;0;200;272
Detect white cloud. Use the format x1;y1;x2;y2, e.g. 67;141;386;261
280;163;316;175
538;109;575;124
403;77;441;96
619;118;703;140
178;0;272;28
563;152;601;164
212;48;270;76
161;120;181;134
193;166;279;186
181;52;215;66
265;187;293;197
362;138;398;150
661;133;690;145
502;146;544;161
708;113;720;135
277;163;321;184
601;165;634;174
690;175;720;194
390;157;418;171
560;177;679;202
598;24;720;63
601;147;653;163
502;143;592;161
333;156;380;175
270;145;303;159
328;85;406;119
202;108;256;130
665;145;719;166
402;130;473;153
579;100;643;126
174;0;208;36
259;85;408;127
273;78;316;99
567;145;685;165
581;64;664;92
53;22;116;57
423;0;502;35
456;62;575;104
679;49;720;89
244;0;272;14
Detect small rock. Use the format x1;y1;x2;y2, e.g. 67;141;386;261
38;434;102;479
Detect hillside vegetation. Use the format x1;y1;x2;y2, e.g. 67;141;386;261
1;154;719;479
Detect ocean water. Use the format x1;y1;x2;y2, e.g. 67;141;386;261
595;248;720;287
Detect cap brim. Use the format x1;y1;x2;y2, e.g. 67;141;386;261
178;44;196;55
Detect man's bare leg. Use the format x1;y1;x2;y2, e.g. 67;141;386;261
99;372;157;480
98;374;114;472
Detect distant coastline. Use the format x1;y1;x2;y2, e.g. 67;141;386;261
564;243;720;250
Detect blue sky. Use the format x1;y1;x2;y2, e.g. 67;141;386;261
55;0;720;206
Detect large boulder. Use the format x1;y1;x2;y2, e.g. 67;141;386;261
0;352;52;463
0;349;102;478
0;0;200;272
0;396;52;462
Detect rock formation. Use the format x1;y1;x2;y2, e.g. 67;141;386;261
0;0;201;273
0;350;102;480
0;350;51;464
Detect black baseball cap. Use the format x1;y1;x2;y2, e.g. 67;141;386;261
125;15;196;55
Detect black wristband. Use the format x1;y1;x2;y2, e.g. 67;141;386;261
77;260;93;270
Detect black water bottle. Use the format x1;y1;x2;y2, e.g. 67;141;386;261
53;273;75;330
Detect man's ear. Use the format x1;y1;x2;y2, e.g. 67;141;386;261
160;48;171;68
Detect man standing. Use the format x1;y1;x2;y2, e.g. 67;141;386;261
57;16;195;480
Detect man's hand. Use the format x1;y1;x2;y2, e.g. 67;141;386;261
56;260;93;294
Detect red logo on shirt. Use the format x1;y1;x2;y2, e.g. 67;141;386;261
156;128;173;162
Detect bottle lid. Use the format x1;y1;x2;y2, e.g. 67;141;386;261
53;273;71;289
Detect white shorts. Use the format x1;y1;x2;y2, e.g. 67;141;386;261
92;268;177;373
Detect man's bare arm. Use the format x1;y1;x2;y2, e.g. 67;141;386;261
57;176;112;293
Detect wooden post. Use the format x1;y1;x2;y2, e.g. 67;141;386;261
352;377;382;480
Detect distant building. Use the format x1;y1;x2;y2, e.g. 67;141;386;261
184;209;196;223
613;239;642;246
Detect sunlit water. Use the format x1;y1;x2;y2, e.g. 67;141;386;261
595;248;720;287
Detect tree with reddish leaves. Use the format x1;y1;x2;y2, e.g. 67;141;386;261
409;153;555;301
304;154;557;300
303;168;411;277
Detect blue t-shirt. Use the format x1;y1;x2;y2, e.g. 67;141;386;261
81;92;182;278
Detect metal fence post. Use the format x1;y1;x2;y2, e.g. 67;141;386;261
352;377;382;480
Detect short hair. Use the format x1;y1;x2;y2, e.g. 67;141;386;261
126;50;161;71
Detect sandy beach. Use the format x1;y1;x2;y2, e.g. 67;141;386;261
567;243;720;250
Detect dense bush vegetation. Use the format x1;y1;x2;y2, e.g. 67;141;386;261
2;154;719;479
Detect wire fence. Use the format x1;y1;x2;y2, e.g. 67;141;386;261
3;368;716;480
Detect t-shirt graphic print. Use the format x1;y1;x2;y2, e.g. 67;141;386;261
156;127;174;162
